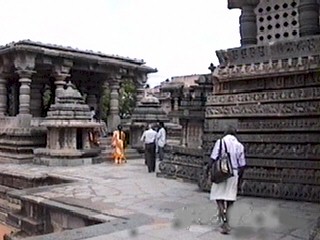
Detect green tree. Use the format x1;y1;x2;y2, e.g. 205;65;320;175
101;79;137;121
119;78;137;119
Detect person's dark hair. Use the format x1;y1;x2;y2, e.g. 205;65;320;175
90;106;95;111
223;125;237;136
158;121;164;128
117;125;122;131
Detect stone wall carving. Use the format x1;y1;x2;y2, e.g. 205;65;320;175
216;35;320;66
201;66;320;202
207;86;320;105
157;145;203;182
206;101;320;117
214;73;320;94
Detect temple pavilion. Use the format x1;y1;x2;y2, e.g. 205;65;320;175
0;40;156;164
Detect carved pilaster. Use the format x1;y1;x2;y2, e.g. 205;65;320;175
82;129;90;149
53;73;69;102
16;70;34;115
0;77;8;115
107;74;121;132
30;80;43;117
239;2;258;46
135;74;147;103
299;0;320;37
52;60;73;102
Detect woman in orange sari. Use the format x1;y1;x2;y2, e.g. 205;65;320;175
111;125;126;164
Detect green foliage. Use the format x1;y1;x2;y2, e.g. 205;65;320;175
119;78;137;119
100;79;137;121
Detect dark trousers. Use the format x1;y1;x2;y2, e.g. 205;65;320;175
145;143;156;172
158;146;164;161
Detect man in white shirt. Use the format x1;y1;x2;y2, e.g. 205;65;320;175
156;121;166;161
208;125;246;234
140;124;157;172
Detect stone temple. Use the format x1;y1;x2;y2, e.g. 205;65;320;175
0;40;156;165
159;0;320;203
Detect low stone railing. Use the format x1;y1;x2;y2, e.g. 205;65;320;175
157;145;204;182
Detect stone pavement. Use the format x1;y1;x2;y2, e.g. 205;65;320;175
1;160;319;240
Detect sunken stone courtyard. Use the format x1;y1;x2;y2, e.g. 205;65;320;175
0;161;319;240
0;0;319;239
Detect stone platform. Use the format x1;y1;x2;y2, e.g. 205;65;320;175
0;160;319;240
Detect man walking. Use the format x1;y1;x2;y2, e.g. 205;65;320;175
208;125;246;234
140;124;157;172
156;121;166;161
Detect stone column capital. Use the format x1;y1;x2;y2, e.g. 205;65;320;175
109;79;121;90
52;72;70;80
19;78;32;85
13;53;36;72
16;70;35;79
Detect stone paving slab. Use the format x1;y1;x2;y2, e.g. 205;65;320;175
0;160;319;240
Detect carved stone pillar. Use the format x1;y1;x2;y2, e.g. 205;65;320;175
135;74;147;104
239;2;258;46
17;70;34;115
0;77;8;115
87;93;97;110
172;97;179;124
299;0;320;37
82;129;90;149
30;81;43;117
53;73;69;102
70;128;77;149
107;76;121;132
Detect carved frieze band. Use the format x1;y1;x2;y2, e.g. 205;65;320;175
241;181;320;202
207;87;320;106
201;142;320;159
216;36;320;66
215;56;320;79
214;74;320;94
245;158;320;170
237;118;320;131
244;168;320;185
243;143;320;159
202;133;320;143
204;118;320;132
205;101;320;118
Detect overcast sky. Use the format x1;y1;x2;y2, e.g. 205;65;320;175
0;0;241;87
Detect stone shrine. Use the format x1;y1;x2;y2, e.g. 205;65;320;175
33;82;102;166
128;94;182;151
0;40;156;164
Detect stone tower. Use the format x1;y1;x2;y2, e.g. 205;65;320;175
201;0;320;202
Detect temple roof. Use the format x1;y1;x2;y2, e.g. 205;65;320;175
0;40;157;73
131;95;169;123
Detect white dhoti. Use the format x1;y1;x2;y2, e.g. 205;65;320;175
210;170;239;201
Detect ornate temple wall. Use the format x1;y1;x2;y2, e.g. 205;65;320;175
186;122;203;148
203;41;320;202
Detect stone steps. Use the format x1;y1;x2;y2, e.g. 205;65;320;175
7;212;44;235
101;147;143;161
99;137;143;161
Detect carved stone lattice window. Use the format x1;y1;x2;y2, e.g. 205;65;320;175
255;0;300;44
